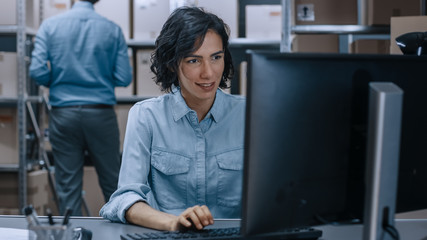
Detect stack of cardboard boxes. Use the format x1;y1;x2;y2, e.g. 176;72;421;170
0;108;18;165
0;170;49;215
0;52;18;98
292;0;421;53
45;166;106;217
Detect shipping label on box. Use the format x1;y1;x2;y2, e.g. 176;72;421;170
297;4;315;22
295;0;357;25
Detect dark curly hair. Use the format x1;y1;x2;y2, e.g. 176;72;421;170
80;0;99;4
150;7;234;93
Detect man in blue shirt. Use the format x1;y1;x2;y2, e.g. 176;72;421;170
29;0;132;216
100;7;245;231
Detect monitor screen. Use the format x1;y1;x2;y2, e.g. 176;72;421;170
241;51;427;236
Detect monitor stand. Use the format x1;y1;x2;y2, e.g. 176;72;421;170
363;82;403;240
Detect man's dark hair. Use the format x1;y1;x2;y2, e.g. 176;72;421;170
150;7;234;92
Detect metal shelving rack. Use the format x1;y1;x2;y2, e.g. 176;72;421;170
280;0;391;53
0;0;53;212
17;0;29;212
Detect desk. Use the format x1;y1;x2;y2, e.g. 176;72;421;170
0;215;426;240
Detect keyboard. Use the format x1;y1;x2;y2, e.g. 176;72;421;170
120;226;322;240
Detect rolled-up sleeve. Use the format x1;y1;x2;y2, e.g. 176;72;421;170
100;103;154;223
29;22;51;86
99;184;150;223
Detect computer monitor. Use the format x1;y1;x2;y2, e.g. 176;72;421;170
241;51;427;236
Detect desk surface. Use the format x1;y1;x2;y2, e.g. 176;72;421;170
0;215;426;240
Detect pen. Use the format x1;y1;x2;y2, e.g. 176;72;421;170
46;208;55;225
23;205;40;226
62;207;73;225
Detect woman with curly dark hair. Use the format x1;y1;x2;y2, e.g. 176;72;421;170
101;7;245;231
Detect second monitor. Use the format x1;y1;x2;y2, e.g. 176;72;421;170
242;51;427;236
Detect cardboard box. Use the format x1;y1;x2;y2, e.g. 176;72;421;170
0;52;18;98
0;205;45;215
0;208;21;215
114;104;133;153
82;166;105;217
0;170;49;214
27;0;40;29
42;0;71;22
0;0;16;25
95;0;130;40
350;39;390;54
390;16;427;55
0;107;18;165
197;0;238;39
136;49;163;97
292;34;339;53
0;0;40;28
133;0;170;40
246;5;281;40
295;0;357;25
134;0;238;40
368;0;421;26
46;166;107;217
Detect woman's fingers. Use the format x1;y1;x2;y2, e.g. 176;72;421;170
179;205;214;230
198;205;214;225
187;210;204;229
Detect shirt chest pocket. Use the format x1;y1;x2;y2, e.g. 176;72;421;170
151;150;190;209
215;149;244;208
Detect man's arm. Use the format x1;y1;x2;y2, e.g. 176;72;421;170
126;201;214;231
112;28;132;87
29;23;52;86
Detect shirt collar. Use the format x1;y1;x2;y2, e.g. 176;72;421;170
171;88;225;123
72;1;94;10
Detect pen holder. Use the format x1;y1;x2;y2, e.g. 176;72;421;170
28;223;72;240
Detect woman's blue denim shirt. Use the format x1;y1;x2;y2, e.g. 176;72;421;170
100;89;246;223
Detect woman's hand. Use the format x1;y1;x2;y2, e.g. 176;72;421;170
125;202;214;231
172;205;214;231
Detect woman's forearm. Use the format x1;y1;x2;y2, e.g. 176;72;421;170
125;201;178;231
